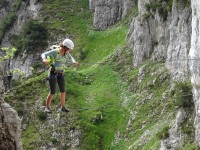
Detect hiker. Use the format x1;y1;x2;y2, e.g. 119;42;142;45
41;38;78;113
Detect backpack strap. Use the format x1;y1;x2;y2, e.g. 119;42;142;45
49;49;59;72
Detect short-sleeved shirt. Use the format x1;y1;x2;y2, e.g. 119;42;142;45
41;48;76;71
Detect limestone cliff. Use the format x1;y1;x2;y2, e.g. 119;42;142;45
128;0;191;80
91;0;198;149
0;78;22;150
89;0;136;30
0;0;42;82
189;0;200;146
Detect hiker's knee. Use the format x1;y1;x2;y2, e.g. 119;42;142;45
49;92;55;96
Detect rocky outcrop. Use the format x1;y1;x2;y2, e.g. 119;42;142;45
92;0;195;148
189;0;200;146
0;78;22;150
160;108;187;150
90;0;135;30
128;0;191;80
127;0;193;148
2;0;42;47
0;0;42;80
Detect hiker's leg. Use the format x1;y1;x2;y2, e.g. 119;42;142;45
47;74;56;109
60;92;65;107
57;75;65;107
46;93;54;109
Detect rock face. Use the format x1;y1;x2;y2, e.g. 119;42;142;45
127;0;194;148
90;0;135;30
0;0;42;79
91;0;199;148
128;0;192;80
1;0;42;47
189;0;200;146
0;78;22;150
160;108;187;150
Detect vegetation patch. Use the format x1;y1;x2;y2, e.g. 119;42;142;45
144;0;173;21
156;125;170;139
12;20;48;57
0;0;22;43
0;0;7;9
171;81;193;109
36;111;47;121
0;13;17;43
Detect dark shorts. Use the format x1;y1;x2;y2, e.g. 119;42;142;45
48;73;65;94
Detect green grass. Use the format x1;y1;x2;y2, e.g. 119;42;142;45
63;64;130;149
5;63;130;149
82;25;128;66
40;0;128;68
108;61;179;149
4;56;192;149
22;125;40;150
41;0;92;40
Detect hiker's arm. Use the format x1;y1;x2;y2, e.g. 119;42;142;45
41;51;54;65
66;53;79;65
41;53;49;64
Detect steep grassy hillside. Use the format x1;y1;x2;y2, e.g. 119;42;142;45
4;0;130;149
3;0;196;149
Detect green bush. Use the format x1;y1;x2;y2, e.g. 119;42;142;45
36;111;47;121
12;0;22;11
0;13;17;43
181;119;194;137
13;20;48;57
144;0;174;21
0;0;6;8
173;82;193;109
156;125;170;139
145;1;162;12
51;137;58;145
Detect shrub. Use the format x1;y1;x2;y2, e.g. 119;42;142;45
36;111;47;121
157;125;170;139
144;0;174;22
145;1;162;12
51;137;58;145
181;119;194;137
173;82;193;109
12;0;22;11
13;20;48;57
0;13;17;43
0;0;7;8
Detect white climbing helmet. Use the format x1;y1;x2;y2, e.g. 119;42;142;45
62;39;74;50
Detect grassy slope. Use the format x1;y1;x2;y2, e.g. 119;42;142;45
5;0;130;149
4;0;196;149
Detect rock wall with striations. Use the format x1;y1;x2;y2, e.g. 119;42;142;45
189;0;200;146
0;0;42;81
127;0;192;80
91;0;198;148
89;0;136;30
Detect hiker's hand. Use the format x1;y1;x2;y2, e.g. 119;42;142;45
42;59;49;65
74;62;79;67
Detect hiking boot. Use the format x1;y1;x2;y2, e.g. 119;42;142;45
44;108;52;113
61;106;70;112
